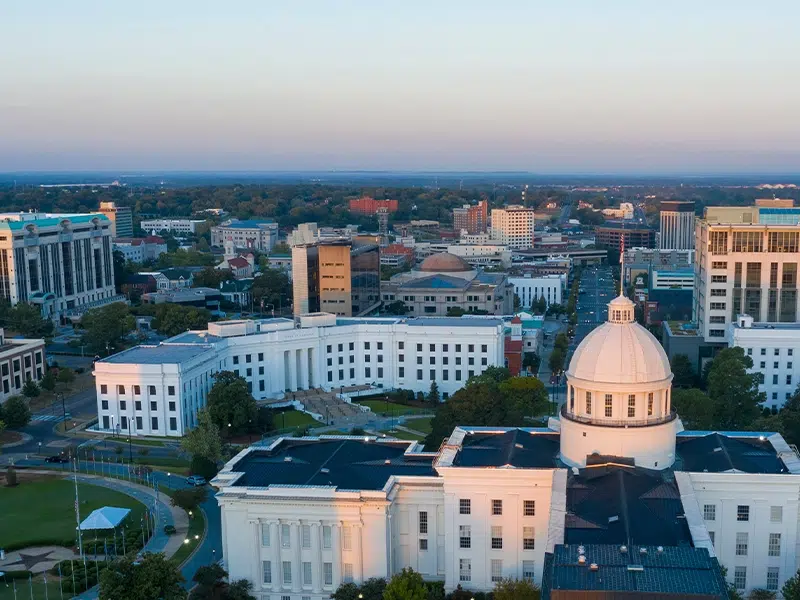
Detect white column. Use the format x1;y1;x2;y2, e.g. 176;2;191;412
332;522;342;589
270;521;280;593
291;522;301;593
311;522;322;594
354;523;363;583
251;520;260;587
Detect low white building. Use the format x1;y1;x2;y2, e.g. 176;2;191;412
93;314;505;437
509;274;565;308
113;236;168;264
729;314;800;409
211;294;800;599
0;328;46;402
140;218;206;235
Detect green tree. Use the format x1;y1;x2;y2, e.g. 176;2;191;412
522;352;541;373
192;267;234;289
783;568;800;600
22;377;40;398
468;366;511;385
206;372;259;435
672;388;716;430
384;300;408;315
383;568;427;600
670;354;697;388
548;348;565;374
748;590;777;600
170;487;209;512
358;578;387;600
2;395;31;429
181;408;223;463
446;306;466;317
707;347;763;429
190;455;219;480
493;578;541;600
331;583;360;600
513;293;521;311
0;301;54;338
57;367;75;388
40;369;57;392
779;386;800;445
427;382;440;404
189;564;227;600
251;268;291;312
498;376;550;417
152;304;211;337
99;552;186;600
80;302;135;354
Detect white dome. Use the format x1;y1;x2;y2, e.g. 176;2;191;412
566;295;672;385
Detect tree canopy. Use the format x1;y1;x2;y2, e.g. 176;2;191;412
192;267;234;289
251;268;292;312
99;552;186;600
80;302;135;354
152;304;211;337
0;395;31;429
670;354;697;389
493;578;541;600
189;564;256;600
705;347;763;429
206;371;259;435
0;301;54;338
383;568;427;600
181;408;223;463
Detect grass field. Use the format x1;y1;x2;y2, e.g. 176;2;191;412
0;477;146;550
379;429;424;441
275;409;322;429
404;416;433;434
356;400;429;416
170;509;206;566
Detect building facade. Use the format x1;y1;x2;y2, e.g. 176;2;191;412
140;218;206;235
452;200;488;234
659;201;695;250
490;206;535;250
594;225;656;250
98;201;133;238
509;274;565;308
211;220;279;252
693;203;800;342
348;197;398;215
210;293;800;599
113;236;168;264
0;212;119;322
0;328;46;402
651;269;694;291
93;314;505;436
292;241;380;317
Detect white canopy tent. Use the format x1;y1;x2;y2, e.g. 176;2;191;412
78;507;131;531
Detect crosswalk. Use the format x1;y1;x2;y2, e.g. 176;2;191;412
32;413;71;422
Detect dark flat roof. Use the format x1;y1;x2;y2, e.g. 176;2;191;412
455;429;560;468
544;544;727;599
675;432;788;474
565;466;692;547
229;438;436;491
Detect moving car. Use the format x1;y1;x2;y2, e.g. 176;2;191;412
186;475;207;486
45;454;69;464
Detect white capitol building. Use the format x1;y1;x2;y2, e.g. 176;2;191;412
213;292;800;599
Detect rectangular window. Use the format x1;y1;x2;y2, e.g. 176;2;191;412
491;559;503;582
627;394;636;418
168;401;176;411
151;417;158;430
491;526;503;549
169;417;177;431
419;538;428;551
281;524;290;548
459;525;471;549
767;567;780;592
120;400;127;410
737;505;749;521
771;506;783;522
647;392;654;416
605;394;613;417
524;500;535;516
303;562;312;586
492;499;503;515
100;384;108;394
708;531;715;546
734;566;746;591
342;563;353;583
282;561;292;585
585;391;592;414
262;561;271;585
419;511;428;534
460;499;471;514
135;401;141;411
323;526;332;549
703;504;716;521
736;532;748;556
168;386;175;396
133;385;140;395
417;369;423;380
769;532;781;557
342;526;352;550
148;385;156;395
459;559;471;582
522;560;536;582
323;563;333;586
302;524;311;548
523;526;535;550
136;416;142;429
117;385;126;395
261;523;270;546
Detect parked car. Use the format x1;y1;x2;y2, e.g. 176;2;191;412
186;475;207;486
45;455;69;464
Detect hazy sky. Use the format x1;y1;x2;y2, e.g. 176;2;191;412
2;1;799;173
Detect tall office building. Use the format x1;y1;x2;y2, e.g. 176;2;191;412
489;205;535;250
98;201;133;238
453;200;488;234
659;201;695;250
0;212;119;322
211;219;279;252
292;240;380;317
693;200;800;342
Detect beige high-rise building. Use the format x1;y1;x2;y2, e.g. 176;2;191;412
489;205;535;249
693;200;800;342
292;240;380;317
99;201;133;238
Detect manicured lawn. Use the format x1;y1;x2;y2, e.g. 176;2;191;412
0;477;146;550
357;400;428;416
404;416;433;434
275;410;322;429
379;429;424;441
0;579;60;600
170;509;206;566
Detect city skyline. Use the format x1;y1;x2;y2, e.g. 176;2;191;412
2;0;799;172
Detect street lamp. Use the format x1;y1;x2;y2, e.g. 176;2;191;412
183;539;190;545
57;392;66;432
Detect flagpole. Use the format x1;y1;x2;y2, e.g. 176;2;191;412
72;460;84;562
70;560;75;598
43;570;49;600
58;562;64;600
28;572;32;600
